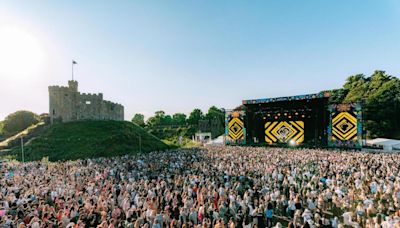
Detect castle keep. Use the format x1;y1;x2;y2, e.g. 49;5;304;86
49;80;124;123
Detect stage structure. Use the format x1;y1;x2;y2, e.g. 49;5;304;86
225;110;246;145
225;92;363;149
327;103;363;149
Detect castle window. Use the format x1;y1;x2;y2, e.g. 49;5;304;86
86;101;91;105
53;109;55;115
65;94;68;97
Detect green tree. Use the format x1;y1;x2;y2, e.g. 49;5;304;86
363;72;400;137
162;115;173;125
131;114;145;127
326;88;348;104
172;113;187;125
3;110;39;136
146;111;166;127
205;106;225;137
343;74;368;102
188;109;204;125
368;70;392;93
205;106;224;120
328;70;400;138
0;121;4;136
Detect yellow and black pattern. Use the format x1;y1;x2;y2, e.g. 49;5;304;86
331;112;358;141
265;121;304;144
228;117;245;140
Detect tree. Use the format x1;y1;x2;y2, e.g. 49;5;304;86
205;106;224;120
155;111;166;118
161;115;173;125
326;89;348;104
343;74;368;102
329;70;400;138
3;110;39;136
0;121;4;136
146;111;166;127
188;109;204;125
131;114;145;127
205;106;225;137
363;72;400;137
172;113;187;125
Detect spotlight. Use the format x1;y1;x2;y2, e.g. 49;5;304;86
289;139;296;146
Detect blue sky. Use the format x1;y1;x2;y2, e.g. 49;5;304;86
0;0;400;120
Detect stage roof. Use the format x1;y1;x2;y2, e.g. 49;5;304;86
242;92;331;105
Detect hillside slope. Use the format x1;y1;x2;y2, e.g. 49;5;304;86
7;120;168;161
0;121;49;149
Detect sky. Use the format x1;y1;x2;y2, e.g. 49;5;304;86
0;0;400;120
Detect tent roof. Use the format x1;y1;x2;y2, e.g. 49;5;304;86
367;138;400;147
206;135;224;145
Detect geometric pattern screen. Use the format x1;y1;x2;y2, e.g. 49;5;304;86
228;117;245;140
265;121;304;144
328;103;362;149
331;112;358;141
225;111;246;145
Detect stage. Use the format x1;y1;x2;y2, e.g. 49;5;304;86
226;92;363;149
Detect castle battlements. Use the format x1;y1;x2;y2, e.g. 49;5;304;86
48;80;124;123
80;92;103;99
48;85;71;91
103;100;123;106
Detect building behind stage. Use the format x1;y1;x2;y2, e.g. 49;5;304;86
48;80;124;123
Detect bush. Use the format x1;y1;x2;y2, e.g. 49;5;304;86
0;121;3;135
3;111;39;136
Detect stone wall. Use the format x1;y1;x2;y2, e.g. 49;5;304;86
49;80;124;123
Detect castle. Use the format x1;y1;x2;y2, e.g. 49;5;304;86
49;80;124;123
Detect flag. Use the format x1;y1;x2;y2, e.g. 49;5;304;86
72;60;77;64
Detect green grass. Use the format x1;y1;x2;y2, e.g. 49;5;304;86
0;120;3;139
146;125;196;140
7;120;169;161
162;136;200;148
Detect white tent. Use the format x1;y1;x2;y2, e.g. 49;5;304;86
366;138;400;151
206;135;225;145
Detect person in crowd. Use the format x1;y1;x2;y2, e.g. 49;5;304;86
1;146;400;227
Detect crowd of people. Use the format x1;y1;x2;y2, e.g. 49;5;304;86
1;146;400;227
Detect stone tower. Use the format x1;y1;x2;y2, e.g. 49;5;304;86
49;80;124;123
68;80;78;92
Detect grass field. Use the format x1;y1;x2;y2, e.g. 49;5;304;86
6;120;169;161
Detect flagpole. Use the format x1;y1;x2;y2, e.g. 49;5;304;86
72;61;74;81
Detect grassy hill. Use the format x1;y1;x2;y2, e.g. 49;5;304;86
5;120;169;161
0;121;4;141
